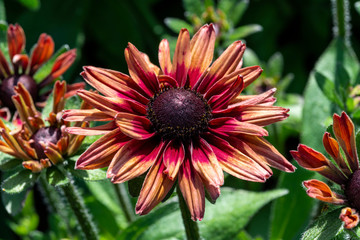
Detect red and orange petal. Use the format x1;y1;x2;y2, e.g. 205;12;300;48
29;33;55;74
303;179;346;205
339;207;360;229
333;112;359;172
8;24;25;61
290;144;347;184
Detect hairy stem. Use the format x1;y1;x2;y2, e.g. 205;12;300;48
331;0;350;43
177;186;200;240
61;180;98;240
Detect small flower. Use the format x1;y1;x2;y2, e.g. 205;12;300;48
0;81;87;173
63;24;294;220
291;112;360;229
0;23;81;121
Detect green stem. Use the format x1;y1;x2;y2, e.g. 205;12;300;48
114;183;136;223
61;180;98;240
38;176;73;237
177;186;200;240
331;0;350;42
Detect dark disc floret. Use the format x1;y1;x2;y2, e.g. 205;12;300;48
0;75;38;110
147;87;212;140
30;126;62;159
345;169;360;211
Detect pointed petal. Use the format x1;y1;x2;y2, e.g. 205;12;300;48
158;39;172;75
29;33;55;74
291;144;346;184
12;54;29;73
125;43;159;96
76;128;131;170
108;139;165;183
188;24;216;87
163;140;185;180
81;66;148;104
115;113;155;140
136;158;175;215
178;156;205;221
191;138;224;187
229;88;277;107
209;117;268;137
195;41;246;93
8;24;25;61
303;179;346;205
39;49;76;88
62;109;113;122
158;75;179;88
333;112;359;172
203;133;271;182
171;29;191;87
66;121;117;136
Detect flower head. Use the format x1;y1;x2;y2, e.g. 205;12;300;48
291;112;360;229
63;24;294;220
0;23;80;121
0;81;88;173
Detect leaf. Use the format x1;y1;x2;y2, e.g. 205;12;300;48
164;18;193;35
1;190;28;215
69;167;106;182
0;151;22;171
46;167;69;186
267;52;283;79
314;72;344;109
183;0;204;16
356;2;360;16
128;175;145;197
228;24;262;40
227;0;248;24
41;92;53;119
2;169;39;194
16;0;40;10
243;48;261;67
64;95;82;110
301;208;343;240
117;188;288;240
33;45;70;83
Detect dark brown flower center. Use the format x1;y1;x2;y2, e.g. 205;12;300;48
30;127;62;159
345;169;360;211
0;75;38;110
147;88;211;140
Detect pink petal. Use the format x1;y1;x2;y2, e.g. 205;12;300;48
158;39;172;75
108;139;165;183
62;109;113;122
209;117;268;137
163;140;185;180
66;121;117;136
171;29;191;87
136;158;175;215
115;113;155;140
178;156;205;221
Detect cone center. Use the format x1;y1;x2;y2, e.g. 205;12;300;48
147;88;211;139
30;126;62;159
345;169;360;211
0;75;38;110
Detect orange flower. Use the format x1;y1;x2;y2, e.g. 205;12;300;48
0;24;82;121
291;112;360;229
0;81;88;173
63;24;294;220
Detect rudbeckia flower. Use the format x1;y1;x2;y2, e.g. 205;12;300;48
0;23;81;121
291;112;360;229
63;24;295;220
0;81;88;173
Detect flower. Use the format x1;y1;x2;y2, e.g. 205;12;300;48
0;23;81;121
0;81;88;173
291;112;360;229
63;24;295;220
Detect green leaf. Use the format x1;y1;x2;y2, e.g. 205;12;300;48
243;48;261;67
183;0;204;16
314;72;344;109
46;167;69;186
301;208;343;240
2;169;39;194
164;18;193;35
33;45;70;83
228;24;262;40
0;157;22;171
17;0;40;10
267;52;283;78
64;95;82;110
69;167;106;182
0;0;6;22
128;175;145;197
1;190;28;215
355;2;360;16
227;0;248;24
118;188;288;240
41;92;53;119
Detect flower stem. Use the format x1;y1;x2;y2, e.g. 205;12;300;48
331;0;350;42
177;186;200;240
61;180;98;240
114;183;136;223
